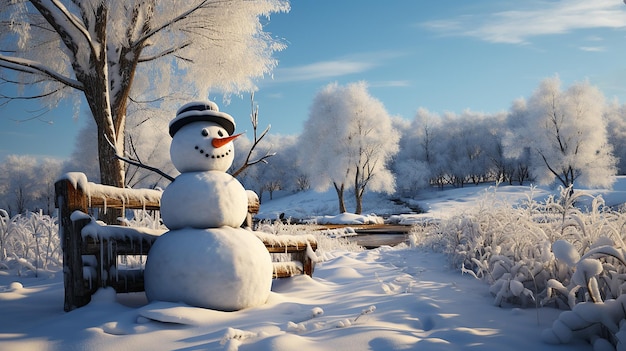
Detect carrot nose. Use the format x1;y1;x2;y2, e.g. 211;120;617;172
212;133;243;149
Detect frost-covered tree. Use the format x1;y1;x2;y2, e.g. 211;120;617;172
501;98;533;185
238;134;299;202
441;111;502;186
0;155;38;215
37;157;63;214
122;100;177;189
298;83;348;212
504;76;616;188
397;107;530;190
461;111;510;184
298;82;399;214
0;0;289;189
62;118;101;182
482;118;515;184
0;155;62;215
604;101;626;174
392;108;435;195
415;110;496;188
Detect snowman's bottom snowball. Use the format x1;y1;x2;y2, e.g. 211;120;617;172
144;227;273;311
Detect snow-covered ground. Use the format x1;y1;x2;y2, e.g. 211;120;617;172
2;180;617;351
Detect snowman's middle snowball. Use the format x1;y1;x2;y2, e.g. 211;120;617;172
161;171;249;229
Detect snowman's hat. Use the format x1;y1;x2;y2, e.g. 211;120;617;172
169;101;236;137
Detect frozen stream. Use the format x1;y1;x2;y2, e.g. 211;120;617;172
344;225;412;249
347;233;408;248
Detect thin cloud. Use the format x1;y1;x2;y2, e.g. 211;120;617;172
369;80;411;88
584;35;605;42
265;92;284;99
274;59;377;83
579;46;605;52
269;51;406;84
422;0;626;44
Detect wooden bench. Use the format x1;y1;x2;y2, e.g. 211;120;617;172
55;172;317;311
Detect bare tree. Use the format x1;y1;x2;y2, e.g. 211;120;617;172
0;0;289;190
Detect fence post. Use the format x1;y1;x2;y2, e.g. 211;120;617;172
55;179;91;311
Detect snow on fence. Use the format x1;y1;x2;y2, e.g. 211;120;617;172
55;173;317;312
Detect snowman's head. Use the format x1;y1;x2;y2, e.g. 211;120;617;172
170;121;241;172
169;101;241;173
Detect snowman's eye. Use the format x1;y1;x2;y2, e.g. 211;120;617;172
201;129;209;137
218;130;224;137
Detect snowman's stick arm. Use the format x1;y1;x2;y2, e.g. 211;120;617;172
232;151;276;177
104;133;176;183
231;93;275;178
115;153;176;183
231;124;274;178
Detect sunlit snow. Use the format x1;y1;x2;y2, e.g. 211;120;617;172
1;180;612;350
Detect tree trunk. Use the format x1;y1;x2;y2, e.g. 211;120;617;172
257;188;265;204
79;3;126;190
89;110;125;226
83;69;126;190
333;182;346;213
96;124;125;188
354;169;363;215
83;4;124;223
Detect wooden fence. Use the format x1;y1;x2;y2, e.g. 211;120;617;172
55;173;317;311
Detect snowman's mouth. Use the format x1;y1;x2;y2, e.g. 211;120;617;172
194;145;232;159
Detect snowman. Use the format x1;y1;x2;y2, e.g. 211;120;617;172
144;101;273;311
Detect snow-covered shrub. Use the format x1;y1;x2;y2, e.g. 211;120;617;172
542;239;626;349
0;209;10;260
114;209;167;269
414;185;626;349
0;210;61;275
256;220;363;254
542;294;626;350
119;209;165;230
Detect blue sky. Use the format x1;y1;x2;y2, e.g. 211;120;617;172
2;0;626;160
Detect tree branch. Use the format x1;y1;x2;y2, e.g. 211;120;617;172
538;149;568;187
131;0;209;51
231;94;275;177
0;55;83;90
30;0;97;63
138;42;192;62
104;133;175;182
0;87;65;100
49;0;94;49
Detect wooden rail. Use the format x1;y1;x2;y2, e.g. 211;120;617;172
55;173;317;311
